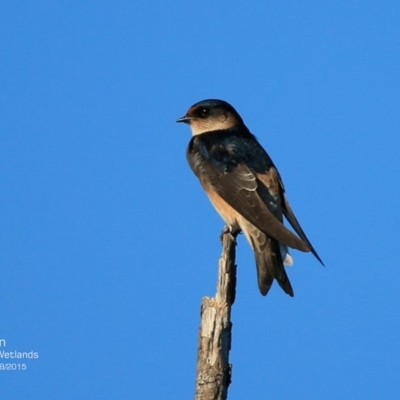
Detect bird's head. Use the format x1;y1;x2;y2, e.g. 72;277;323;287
176;99;244;135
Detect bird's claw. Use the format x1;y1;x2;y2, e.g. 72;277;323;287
220;225;241;243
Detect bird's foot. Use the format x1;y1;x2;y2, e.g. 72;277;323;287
220;225;241;243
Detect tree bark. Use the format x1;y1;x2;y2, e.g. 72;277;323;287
194;230;237;400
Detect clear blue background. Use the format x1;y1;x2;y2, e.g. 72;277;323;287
1;1;399;399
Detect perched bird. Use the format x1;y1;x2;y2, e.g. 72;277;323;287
177;99;323;297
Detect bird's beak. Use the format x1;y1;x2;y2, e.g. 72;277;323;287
176;115;192;123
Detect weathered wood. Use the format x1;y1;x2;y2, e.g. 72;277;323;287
194;230;237;400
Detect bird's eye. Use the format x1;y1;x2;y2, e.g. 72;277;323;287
199;107;209;118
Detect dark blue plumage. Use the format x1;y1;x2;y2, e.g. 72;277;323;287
178;99;323;296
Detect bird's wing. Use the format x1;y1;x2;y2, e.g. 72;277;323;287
203;162;310;252
282;196;324;265
270;166;324;264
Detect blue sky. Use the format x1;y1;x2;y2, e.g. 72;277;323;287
1;1;400;399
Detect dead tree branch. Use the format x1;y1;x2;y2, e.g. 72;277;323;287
194;230;237;400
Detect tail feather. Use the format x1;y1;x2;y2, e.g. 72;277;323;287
239;216;294;297
254;251;274;296
254;237;294;297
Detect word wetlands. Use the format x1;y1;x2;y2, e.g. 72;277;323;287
0;351;39;359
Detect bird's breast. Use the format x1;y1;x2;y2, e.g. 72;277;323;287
202;181;240;231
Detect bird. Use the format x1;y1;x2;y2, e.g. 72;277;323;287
176;99;323;297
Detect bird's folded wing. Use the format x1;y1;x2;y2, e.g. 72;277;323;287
282;197;324;265
204;163;310;252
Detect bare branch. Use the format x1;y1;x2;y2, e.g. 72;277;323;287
194;230;237;400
